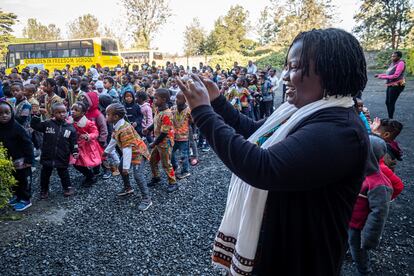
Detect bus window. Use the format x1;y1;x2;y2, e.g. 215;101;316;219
70;49;81;57
46;50;58;58
81;40;94;56
35;44;45;50
101;38;118;56
46;43;56;50
69;41;81;48
8;53;15;67
82;48;94;57
58;49;70;58
57;41;68;49
81;40;93;48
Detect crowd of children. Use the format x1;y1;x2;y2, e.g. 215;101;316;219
0;60;407;273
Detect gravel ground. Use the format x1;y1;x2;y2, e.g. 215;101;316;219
0;72;413;275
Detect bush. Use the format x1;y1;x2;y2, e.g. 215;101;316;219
256;50;287;70
0;143;16;209
208;52;251;71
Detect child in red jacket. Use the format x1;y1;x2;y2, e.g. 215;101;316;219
348;135;393;275
379;157;404;200
70;102;102;186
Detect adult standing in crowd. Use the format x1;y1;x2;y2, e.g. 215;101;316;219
246;60;257;74
375;51;406;119
177;28;369;275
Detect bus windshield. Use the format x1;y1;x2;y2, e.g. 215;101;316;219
101;38;118;56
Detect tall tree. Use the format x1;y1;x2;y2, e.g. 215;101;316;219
183;18;205;56
354;0;413;49
120;0;172;49
272;0;334;47
256;8;279;46
0;9;18;62
209;5;249;54
103;26;125;50
68;14;100;39
23;19;61;41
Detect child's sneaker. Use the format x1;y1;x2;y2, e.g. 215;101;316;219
147;177;161;187
190;158;199;166
117;187;134;197
102;170;112;179
177;172;191;180
167;183;179;193
138;199;152;211
63;187;75;197
8;195;19;206
111;166;120;176
40;192;49;200
14;200;32;212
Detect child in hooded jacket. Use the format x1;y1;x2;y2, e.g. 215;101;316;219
83;91;108;175
31;103;78;199
348;135;393;275
0;100;34;211
123;90;143;135
70;102;102;186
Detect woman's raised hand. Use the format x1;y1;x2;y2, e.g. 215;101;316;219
176;74;221;110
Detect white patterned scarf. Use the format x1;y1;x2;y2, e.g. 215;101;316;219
212;96;355;275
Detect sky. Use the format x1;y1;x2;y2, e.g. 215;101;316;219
1;0;360;55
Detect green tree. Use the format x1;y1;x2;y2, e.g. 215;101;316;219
0;9;18;62
256;8;279;46
103;26;125;50
22;18;61;41
209;5;249;54
354;0;413;49
120;0;172;49
68;14;100;39
183;18;205;56
272;0;334;47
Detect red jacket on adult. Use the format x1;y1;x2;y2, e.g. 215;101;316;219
70;116;102;167
379;158;403;199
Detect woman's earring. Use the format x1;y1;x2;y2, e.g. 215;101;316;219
323;89;329;99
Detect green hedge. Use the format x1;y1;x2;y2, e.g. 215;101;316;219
0;143;16;209
256;51;287;70
208;52;251;70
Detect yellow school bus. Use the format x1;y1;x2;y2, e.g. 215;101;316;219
5;37;122;74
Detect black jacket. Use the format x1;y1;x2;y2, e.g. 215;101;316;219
123;91;143;134
0;102;34;165
31;115;78;168
192;95;369;276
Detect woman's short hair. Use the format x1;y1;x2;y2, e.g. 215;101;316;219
287;28;367;97
393;51;403;58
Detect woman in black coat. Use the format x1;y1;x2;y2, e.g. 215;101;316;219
177;28;369;276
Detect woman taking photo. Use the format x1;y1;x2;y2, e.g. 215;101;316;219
177;28;369;276
375;51;406;119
